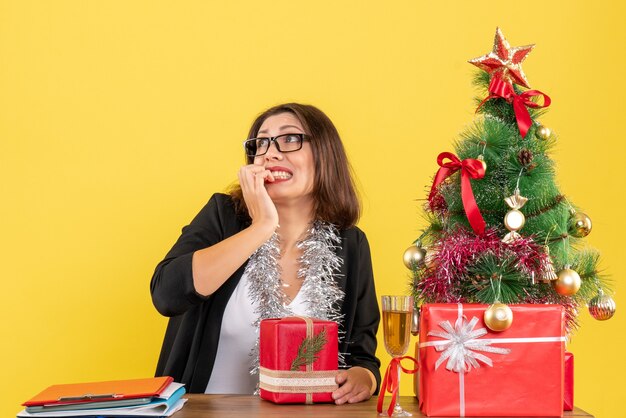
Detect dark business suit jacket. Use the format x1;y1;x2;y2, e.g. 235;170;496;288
150;193;381;393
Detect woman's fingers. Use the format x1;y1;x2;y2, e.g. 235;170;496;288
239;165;260;201
254;169;275;191
240;166;272;191
347;389;370;404
238;165;279;229
332;367;374;405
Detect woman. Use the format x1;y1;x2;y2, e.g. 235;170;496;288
151;103;380;404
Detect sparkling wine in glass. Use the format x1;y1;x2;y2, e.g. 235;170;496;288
380;295;413;417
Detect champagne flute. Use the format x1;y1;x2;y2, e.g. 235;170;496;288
380;295;413;417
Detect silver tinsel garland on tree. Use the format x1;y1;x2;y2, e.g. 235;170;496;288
248;221;345;378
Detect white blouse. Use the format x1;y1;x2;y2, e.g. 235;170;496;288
204;270;310;394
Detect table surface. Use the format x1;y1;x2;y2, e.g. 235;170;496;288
175;394;593;418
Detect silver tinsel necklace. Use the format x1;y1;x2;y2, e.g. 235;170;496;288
247;220;345;377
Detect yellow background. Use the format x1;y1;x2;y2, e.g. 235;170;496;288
2;1;624;417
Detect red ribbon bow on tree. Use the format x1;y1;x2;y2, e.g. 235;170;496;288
377;356;419;417
428;152;486;236
477;75;551;138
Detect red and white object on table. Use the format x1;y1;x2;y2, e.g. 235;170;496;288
259;317;338;404
417;303;565;417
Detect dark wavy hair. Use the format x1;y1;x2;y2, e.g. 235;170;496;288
229;103;360;229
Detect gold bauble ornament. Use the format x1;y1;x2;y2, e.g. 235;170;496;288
569;211;592;238
484;303;513;332
588;289;616;320
477;154;487;172
554;267;581;296
535;125;552;140
403;244;427;269
425;248;439;269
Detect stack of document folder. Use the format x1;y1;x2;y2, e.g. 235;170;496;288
17;376;186;417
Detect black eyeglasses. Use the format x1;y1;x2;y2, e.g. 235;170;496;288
243;133;309;157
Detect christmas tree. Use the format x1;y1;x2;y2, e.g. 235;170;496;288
406;28;616;333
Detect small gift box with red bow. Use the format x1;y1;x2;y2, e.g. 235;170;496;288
417;303;565;417
259;317;339;404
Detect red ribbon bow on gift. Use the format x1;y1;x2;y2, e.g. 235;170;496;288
477;75;551;138
377;356;419;417
428;152;486;235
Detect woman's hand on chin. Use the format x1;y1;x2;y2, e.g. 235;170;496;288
238;164;279;235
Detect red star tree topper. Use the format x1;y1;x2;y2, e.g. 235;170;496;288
469;27;535;88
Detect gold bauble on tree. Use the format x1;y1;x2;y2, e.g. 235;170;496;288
554;266;582;296
569;211;592;238
403;244;427;269
588;289;616;321
425;247;439;269
484;303;513;332
535;125;552;140
477;154;487;172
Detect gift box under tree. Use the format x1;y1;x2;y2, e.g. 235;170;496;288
259;317;338;404
414;345;575;413
417;303;565;417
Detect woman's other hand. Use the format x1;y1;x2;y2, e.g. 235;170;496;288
238;164;279;233
332;366;376;404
